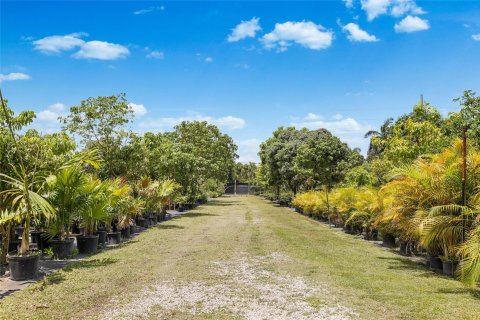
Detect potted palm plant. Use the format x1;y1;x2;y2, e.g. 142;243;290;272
76;176;109;254
161;179;178;221
1;166;55;280
421;204;468;277
118;196;143;240
105;179;128;245
46;165;86;259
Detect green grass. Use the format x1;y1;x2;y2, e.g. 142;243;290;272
0;196;479;319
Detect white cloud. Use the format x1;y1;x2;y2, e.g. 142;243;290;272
361;0;424;21
204;57;213;63
292;115;373;155
33;33;129;60
73;41;129;60
390;0;425;17
133;6;165;15
128;103;147;117
361;0;391;21
146;50;164;59
342;23;379;42
472;34;480;41
305;113;322;120
343;0;355;8
0;72;31;83
139;113;246;131
37;103;66;122
227;17;262;42
33;32;87;54
261;21;334;51
394;15;430;33
212;116;245;129
236;138;261;163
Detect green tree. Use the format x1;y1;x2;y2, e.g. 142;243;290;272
61;94;133;178
364;118;394;158
232;162;258;184
259;127;309;196
142;122;237;201
444;90;480;142
295;129;362;213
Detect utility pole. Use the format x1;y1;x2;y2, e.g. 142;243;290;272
420;94;424;107
461;126;467;242
234;179;237;196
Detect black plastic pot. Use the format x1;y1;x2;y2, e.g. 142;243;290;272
120;227;131;239
149;217;156;225
136;217;149;228
51;238;75;259
95;230;107;249
107;232;122;245
442;261;459;277
364;229;378;241
382;234;396;248
76;235;99;254
429;255;443;270
130;225;136;235
344;225;354;234
161;212;167;221
8;253;40;280
399;240;414;256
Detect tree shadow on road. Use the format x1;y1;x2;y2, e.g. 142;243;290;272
205;201;235;207
376;256;440;278
155;224;185;230
437;287;480;299
171;212;219;220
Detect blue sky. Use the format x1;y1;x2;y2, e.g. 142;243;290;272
1;1;480;162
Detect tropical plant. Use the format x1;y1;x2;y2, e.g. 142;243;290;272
0;209;17;264
46;165;88;240
457;199;480;286
78;176;113;235
105;179;130;232
156;179;178;213
0;165;55;255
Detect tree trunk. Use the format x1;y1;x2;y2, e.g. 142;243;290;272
19;219;30;256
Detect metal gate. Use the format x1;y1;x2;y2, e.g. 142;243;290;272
225;182;250;195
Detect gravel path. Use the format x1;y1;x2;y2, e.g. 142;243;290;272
105;252;356;320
